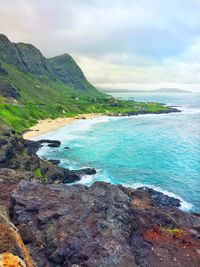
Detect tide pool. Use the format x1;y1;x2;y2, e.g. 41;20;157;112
36;93;200;213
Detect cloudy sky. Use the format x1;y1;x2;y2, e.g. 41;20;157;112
0;0;200;91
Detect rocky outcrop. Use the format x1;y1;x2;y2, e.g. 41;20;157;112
64;146;70;150
0;252;27;267
136;187;181;207
74;168;97;176
0;129;40;171
0;204;35;267
0;62;8;75
38;139;61;148
0;83;20;98
108;107;181;117
0;129;96;184
48;159;61;166
10;181;200;267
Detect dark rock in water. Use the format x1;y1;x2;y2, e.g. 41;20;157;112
41;165;97;184
40;164;81;184
64;146;70;150
47;143;60;148
38;139;61;147
10;181;200;267
48;159;60;166
62;169;80;183
74;167;97;176
25;139;42;154
49;167;97;184
137;187;181;207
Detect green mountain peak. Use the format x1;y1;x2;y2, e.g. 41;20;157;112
0;34;100;94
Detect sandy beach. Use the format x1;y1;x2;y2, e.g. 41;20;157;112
22;113;102;140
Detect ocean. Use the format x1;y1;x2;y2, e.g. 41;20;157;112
36;92;200;213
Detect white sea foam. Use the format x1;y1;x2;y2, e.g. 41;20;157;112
78;174;95;184
33;116;112;142
122;182;193;212
177;106;200;114
34;110;187;142
78;173;193;211
78;169;111;185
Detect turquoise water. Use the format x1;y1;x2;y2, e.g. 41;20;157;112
36;93;200;213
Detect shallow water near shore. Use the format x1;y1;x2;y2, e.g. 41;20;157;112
36;92;200;213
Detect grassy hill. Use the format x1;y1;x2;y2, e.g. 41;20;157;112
0;34;177;133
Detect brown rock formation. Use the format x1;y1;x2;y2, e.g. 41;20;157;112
9;181;200;267
0;206;35;267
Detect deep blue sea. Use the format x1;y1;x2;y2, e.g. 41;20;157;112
36;93;200;213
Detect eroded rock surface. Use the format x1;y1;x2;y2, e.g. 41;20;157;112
0;83;20;98
0;129;96;184
0;203;35;267
10;181;200;267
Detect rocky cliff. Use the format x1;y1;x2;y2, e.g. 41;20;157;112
0;34;99;94
0;204;35;267
0;34;52;78
47;54;97;92
0;174;199;267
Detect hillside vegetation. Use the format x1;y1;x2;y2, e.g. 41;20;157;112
0;34;176;132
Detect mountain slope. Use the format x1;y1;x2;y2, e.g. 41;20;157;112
0;59;105;131
47;54;100;95
0;34;52;78
0;34;179;132
0;34;107;131
0;33;103;95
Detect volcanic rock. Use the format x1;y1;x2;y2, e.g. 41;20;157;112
64;146;70;150
74;168;97;176
48;159;61;166
10;181;200;267
38;139;61;147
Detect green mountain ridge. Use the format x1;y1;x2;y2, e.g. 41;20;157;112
0;34;108;131
47;54;98;93
0;34;178;132
0;34;100;94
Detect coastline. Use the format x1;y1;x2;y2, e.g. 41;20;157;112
23;107;180;140
28;108;195;213
22;113;103;140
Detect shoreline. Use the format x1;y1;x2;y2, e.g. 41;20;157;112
22;108;180;140
22;109;195;213
22;113;103;140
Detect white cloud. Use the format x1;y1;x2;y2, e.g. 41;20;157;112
0;0;200;91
